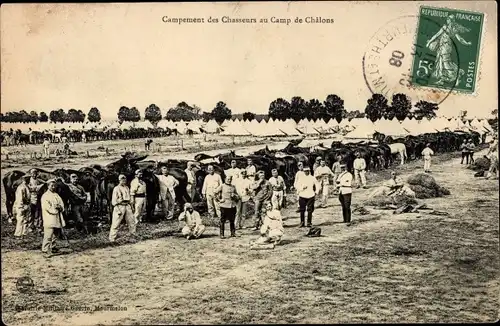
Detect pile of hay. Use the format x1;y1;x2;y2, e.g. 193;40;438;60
468;156;490;171
406;173;450;199
365;194;418;207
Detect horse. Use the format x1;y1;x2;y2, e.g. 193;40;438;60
388;143;407;165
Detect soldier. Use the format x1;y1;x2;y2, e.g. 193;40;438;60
178;203;205;240
184;162;197;203
295;167;320;228
421;143;434;173
42;138;51;158
336;164;353;225
130;169;147;224
233;169;253;229
67;173;88;228
27;168;44;231
353;152;367;188
268;169;286;210
109;174;136;243
157;166;179;220
314;159;334;208
40;179;65;258
201;165;222;220
245;158;257;180
251;170;273;230
13;175;31;237
225;160;241;181
216;175;240;238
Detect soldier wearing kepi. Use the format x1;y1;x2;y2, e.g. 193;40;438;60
67;173;88;229
336;164;353;225
184;162;197;203
40;179;65;258
157;166;179;220
353;152;367;188
13;175;32;237
130;169;147;224
216;175;240;239
314;159;335;208
268;169;286;210
109;174;136;243
27;168;44;231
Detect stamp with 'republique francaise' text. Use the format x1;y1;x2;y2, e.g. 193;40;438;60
411;6;485;94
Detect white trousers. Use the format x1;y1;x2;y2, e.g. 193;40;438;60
271;190;284;210
424;158;431;171
182;224;205;238
109;205;136;242
14;205;29;237
133;197;146;223
206;194;221;219
354;169;367;187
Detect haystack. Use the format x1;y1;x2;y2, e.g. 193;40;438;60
468;156;490;172
406;173;450;199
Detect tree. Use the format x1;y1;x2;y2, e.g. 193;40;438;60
289;96;307;122
165;102;200;122
67;109;80;122
117;106;130;122
87;107;101;122
49;109;66;123
324;94;346;122
242;112;256;121
268;98;291;121
390;93;412;121
305;99;325;120
345;110;365;120
201;112;212;122
413;100;439;120
29;110;39;123
145;104;162;123
129;107;141;122
365;94;388;122
211;101;232;124
39;112;48;122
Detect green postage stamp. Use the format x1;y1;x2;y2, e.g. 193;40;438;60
411;6;484;94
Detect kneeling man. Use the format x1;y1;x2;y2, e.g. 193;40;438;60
178;203;205;240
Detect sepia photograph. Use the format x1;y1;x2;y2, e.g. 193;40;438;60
1;1;498;324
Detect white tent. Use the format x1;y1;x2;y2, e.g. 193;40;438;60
221;119;252;136
175;121;188;134
135;120;155;129
204;120;221;133
344;120;377;139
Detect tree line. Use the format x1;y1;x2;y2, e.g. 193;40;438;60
1;93;495;125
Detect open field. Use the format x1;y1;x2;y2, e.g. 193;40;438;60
1;141;498;324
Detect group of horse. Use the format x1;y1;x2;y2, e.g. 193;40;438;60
2;129;482;233
0;127;183;147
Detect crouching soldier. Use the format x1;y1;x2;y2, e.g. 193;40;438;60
130;169;147;224
250;202;284;250
109;174;136;243
178;203;205;240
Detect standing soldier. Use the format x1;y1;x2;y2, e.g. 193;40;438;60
40;179;65;258
13;175;31;237
66;173;88;229
225;160;241;181
233;170;252;229
295;167;320;228
130;169;147;224
485;134;499;180
109;174;136;243
216;175;240;239
245;159;257;180
314;159;334;208
251;170;273;230
312;156;322;173
268;169;286;210
421;143;434;173
460;139;468;164
43;138;51;158
466;139;476;164
294;162;306;212
201;165;222;220
336;164;353;225
184;162;197;203
27;168;44;231
157;166;179;220
353;152;367;188
331;155;342;194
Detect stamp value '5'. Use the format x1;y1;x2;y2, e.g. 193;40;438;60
411;6;485;94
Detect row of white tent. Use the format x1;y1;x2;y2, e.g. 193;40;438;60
1;117;493;138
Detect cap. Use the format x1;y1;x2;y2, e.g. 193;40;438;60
303;167;311;172
70;173;78;178
271;168;278;173
118;174;127;180
47;178;57;185
316;156;322;161
184;203;193;210
340;164;347;168
187;162;194;167
135;169;142;175
30;168;38;174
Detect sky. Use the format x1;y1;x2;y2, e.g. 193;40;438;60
1;2;497;120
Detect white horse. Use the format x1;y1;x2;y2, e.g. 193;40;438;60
389;143;407;165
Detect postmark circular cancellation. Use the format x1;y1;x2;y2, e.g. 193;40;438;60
362;14;459;105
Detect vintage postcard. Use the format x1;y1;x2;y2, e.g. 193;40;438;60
1;2;498;325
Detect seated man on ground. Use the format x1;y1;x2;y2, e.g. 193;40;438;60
250;201;284;249
178;203;205;240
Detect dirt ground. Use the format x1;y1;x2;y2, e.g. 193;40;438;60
1;145;498;324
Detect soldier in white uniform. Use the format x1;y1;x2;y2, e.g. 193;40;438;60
335;164;353;225
353;152;367;188
268;169;286;210
178;203;205;240
202;165;223;219
314;159;334;208
130;169;147;224
421;143;434;173
245;159;257;180
109;174;136;242
40;179;65;257
156;166;179;219
225;160;241;182
184;162;197;203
